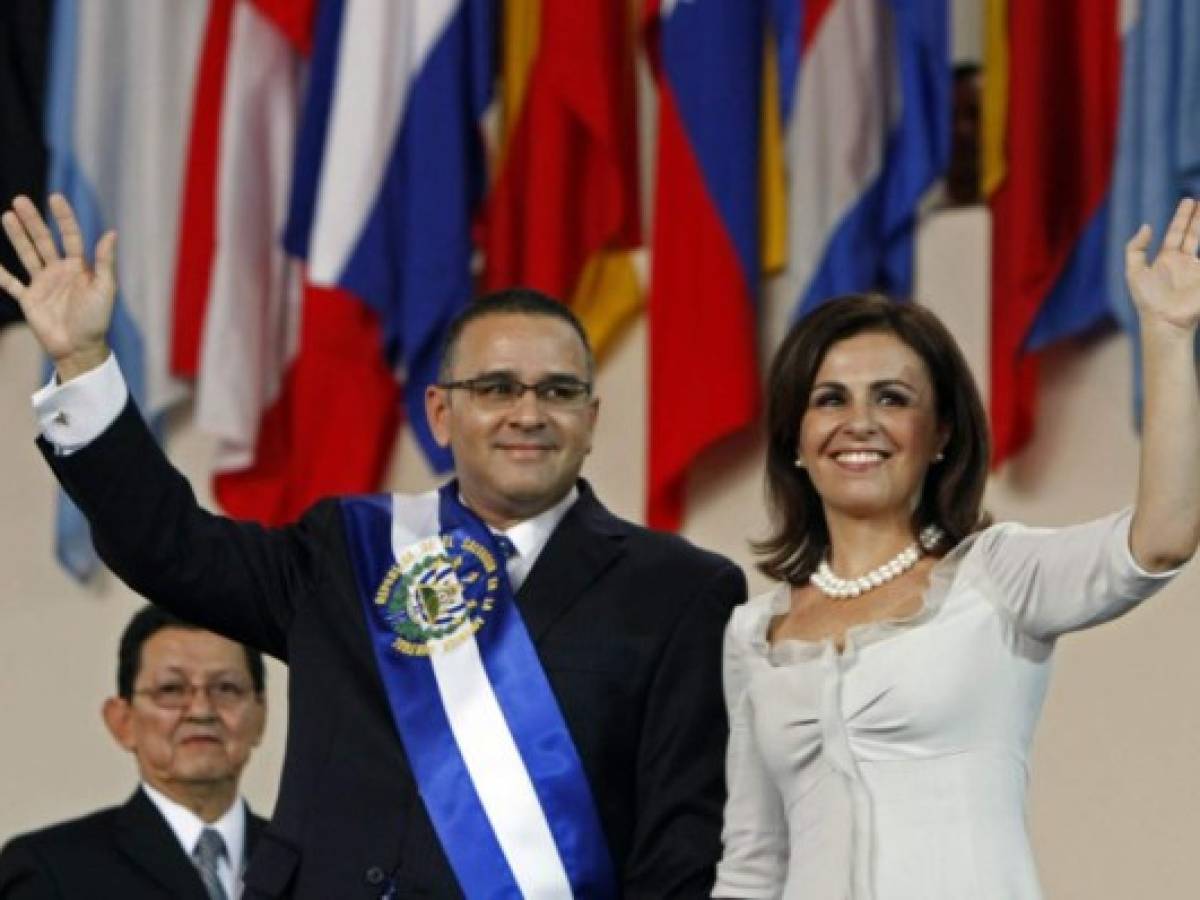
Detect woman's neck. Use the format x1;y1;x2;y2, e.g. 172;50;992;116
823;511;918;577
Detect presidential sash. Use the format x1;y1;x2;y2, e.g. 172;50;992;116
340;486;616;899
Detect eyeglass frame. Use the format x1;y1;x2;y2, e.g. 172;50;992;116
130;678;260;712
436;373;595;410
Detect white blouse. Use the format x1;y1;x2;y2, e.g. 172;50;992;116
713;510;1178;900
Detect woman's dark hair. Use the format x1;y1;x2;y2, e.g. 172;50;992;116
755;293;990;584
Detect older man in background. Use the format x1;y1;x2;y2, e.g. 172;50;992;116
0;605;268;899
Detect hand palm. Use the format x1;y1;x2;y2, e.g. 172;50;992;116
1127;198;1200;331
0;194;116;368
21;256;114;361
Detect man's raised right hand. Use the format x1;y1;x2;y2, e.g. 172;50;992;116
0;194;116;381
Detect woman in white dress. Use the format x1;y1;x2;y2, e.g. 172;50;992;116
712;198;1200;900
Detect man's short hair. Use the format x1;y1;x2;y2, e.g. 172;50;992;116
116;605;266;699
438;287;596;381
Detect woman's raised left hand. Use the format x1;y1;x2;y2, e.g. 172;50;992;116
1126;197;1200;333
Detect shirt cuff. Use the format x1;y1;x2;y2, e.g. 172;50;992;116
32;353;128;454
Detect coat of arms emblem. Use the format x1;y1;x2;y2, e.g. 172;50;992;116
375;533;501;656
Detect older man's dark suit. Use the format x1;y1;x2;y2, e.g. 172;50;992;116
41;402;746;899
0;788;266;899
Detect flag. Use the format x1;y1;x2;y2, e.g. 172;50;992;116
1106;0;1200;426
0;0;51;331
773;0;950;318
283;0;495;486
643;0;766;530
984;0;1120;464
170;0;315;521
478;0;642;358
207;279;404;522
44;0;208;578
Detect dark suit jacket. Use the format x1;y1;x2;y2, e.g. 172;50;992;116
0;788;266;899
42;402;747;899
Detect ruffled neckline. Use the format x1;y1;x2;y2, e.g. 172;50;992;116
747;531;983;666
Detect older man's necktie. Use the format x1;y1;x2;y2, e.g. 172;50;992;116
193;828;229;900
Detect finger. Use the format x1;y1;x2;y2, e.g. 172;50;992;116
94;230;118;296
1126;223;1152;274
0;261;25;303
1183;196;1200;257
48;193;85;259
1162;197;1196;252
11;195;61;265
1;207;43;277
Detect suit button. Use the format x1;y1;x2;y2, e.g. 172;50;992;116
365;865;386;885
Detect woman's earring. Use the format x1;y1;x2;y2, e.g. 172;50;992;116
794;457;806;468
933;450;945;462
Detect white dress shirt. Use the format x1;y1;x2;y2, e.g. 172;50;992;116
32;352;127;452
491;486;577;592
141;783;246;899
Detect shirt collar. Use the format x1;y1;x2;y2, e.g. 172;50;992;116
500;485;579;564
140;782;246;867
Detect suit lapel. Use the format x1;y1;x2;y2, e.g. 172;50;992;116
114;789;209;900
516;481;628;641
245;808;267;859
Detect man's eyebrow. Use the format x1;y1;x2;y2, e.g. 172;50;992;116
459;368;516;378
145;665;187;680
463;369;587;381
152;664;242;679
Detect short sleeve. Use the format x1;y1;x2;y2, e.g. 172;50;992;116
974;509;1180;641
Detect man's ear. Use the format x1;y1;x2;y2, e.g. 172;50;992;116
425;384;453;449
584;396;600;454
102;697;137;753
249;695;267;748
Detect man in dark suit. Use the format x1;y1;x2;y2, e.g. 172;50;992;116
0;605;269;899
0;194;746;897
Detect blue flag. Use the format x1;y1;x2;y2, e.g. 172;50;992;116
1106;0;1200;426
44;0;206;579
283;0;493;472
773;0;951;317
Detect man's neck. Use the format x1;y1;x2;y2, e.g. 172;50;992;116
147;780;238;824
459;487;574;530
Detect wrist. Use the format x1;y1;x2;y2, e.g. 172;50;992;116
55;345;111;383
1138;315;1196;346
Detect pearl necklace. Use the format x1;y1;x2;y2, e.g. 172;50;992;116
810;525;945;600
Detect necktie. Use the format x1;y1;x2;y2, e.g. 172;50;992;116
193;828;229;900
494;534;519;561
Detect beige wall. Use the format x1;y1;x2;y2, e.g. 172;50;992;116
1;205;1197;896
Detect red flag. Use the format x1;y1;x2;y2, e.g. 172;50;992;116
643;0;766;529
172;0;398;524
213;283;400;521
987;0;1120;464
479;0;641;357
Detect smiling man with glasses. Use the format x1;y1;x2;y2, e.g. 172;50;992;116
2;190;746;899
404;289;746;897
0;605;268;899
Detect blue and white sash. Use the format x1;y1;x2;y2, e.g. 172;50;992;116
340;485;616;899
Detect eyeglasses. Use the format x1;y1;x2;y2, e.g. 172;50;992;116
132;679;256;711
437;375;594;411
